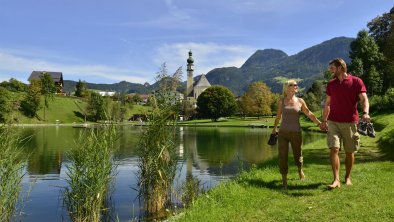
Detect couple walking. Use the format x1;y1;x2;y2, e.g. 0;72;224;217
272;58;372;189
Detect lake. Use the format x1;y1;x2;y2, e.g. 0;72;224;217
13;125;325;221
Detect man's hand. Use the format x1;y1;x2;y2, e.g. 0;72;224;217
319;122;328;131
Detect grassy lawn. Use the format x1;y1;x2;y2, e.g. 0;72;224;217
171;112;394;222
12;96;152;124
15;96;86;124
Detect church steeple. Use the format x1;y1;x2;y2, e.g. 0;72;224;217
186;50;194;96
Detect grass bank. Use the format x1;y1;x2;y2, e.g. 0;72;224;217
171;112;394;222
12;95;150;124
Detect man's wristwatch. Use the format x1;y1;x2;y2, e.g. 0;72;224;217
362;111;368;115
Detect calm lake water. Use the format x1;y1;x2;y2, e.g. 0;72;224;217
13;126;325;221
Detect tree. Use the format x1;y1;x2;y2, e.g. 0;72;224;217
349;30;384;94
75;79;87;97
303;92;319;112
368;65;383;96
196;85;237;121
131;93;142;104
86;92;106;121
348;57;364;77
0;78;27;92
239;81;273;118
21;79;42;118
0;87;12;122
40;72;57;121
304;81;323;111
270;93;280;116
367;6;394;91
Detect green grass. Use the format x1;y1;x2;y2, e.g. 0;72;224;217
171;112;394;222
0;126;26;221
12;95;152;124
15;96;87;124
64;124;118;222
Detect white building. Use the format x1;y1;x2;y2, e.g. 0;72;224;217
186;50;211;104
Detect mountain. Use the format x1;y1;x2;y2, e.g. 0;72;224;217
63;36;354;96
64;80;151;94
205;36;354;95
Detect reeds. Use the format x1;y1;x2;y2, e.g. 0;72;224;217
0;126;25;222
64;123;118;222
136;65;181;218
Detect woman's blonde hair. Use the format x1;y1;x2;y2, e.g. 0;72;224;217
282;79;297;97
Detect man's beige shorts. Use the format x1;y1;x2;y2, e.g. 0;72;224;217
327;121;360;153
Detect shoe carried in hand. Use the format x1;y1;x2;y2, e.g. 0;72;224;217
358;121;376;138
357;121;368;136
366;123;376;138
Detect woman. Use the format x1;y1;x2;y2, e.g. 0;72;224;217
272;80;321;188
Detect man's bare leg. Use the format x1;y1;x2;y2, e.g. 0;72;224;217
328;147;341;189
345;152;354;185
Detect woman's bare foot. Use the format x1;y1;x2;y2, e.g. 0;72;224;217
328;180;341;189
282;174;288;189
345;178;353;186
298;169;305;181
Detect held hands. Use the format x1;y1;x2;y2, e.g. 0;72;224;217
319;122;328;132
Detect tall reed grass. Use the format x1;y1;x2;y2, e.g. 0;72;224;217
64;123;118;222
0;126;26;222
136;64;182;219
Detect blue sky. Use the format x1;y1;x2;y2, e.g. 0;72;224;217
0;0;392;84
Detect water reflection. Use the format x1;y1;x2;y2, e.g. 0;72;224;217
15;126;325;221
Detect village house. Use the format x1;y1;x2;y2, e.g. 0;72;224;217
28;71;64;94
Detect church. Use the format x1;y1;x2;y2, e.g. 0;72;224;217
186;50;211;105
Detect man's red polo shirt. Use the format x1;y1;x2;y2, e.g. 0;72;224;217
326;74;366;123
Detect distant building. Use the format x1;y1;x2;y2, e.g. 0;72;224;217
186;50;211;105
98;91;116;97
28;71;64;94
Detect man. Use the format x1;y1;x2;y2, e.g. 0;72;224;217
319;58;370;189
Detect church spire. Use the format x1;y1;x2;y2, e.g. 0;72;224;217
186;50;194;96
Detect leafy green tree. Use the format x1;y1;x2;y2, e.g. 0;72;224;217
270;93;280;116
349;30;384;94
303;92;319;112
197;85;237;121
75;79;87;97
131;93;142;104
40;72;57;121
86;92;106;121
180;100;196;120
0;78;27;92
239;81;273;118
368;65;383;96
0;87;13;122
348;57;364;77
367;7;394;91
305;81;323;111
21;79;42;118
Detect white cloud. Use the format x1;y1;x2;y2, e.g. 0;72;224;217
154;42;255;78
0;51;149;84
